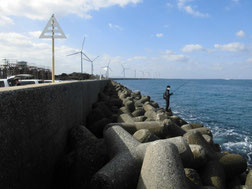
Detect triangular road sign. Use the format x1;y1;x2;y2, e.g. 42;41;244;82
39;14;66;39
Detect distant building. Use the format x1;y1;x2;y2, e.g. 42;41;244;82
0;59;51;79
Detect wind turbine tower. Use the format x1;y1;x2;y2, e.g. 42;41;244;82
85;56;99;75
102;60;112;79
121;64;129;78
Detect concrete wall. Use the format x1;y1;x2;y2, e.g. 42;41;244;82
0;80;108;189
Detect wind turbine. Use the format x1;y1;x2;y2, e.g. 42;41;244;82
140;71;145;78
121;64;129;78
102;60;112;79
134;69;137;78
87;56;99;75
67;37;91;73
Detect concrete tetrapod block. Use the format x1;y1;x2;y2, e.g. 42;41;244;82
156;111;170;121
144;110;157;120
133;129;159;143
137;141;190;189
181;124;193;131
170;115;187;126
56;125;108;189
90;126;143;189
91;126;192;189
132;108;145;117
184;168;202;188
245;170;252;187
201;160;226;189
117;113;135;124
106;119;185;139
187;127;213;137
183;130;217;160
134;116;147;122
125;100;135;112
218;153;247;179
189;144;207;168
166;136;194;168
227;176;241;189
143;102;156;112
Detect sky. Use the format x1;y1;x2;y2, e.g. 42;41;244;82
0;0;252;79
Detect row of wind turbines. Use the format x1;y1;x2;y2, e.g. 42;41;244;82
67;37;99;75
67;37;160;79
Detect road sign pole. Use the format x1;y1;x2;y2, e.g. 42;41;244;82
52;16;55;82
40;14;66;83
52;35;55;82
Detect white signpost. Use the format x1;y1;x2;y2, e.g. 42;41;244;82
39;14;66;83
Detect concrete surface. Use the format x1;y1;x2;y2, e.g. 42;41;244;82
0;80;108;189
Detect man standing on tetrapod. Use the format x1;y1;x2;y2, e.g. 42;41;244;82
163;85;173;111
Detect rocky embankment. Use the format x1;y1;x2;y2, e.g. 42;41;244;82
53;81;252;189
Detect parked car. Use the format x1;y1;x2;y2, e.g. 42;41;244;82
19;80;44;85
0;79;11;88
43;80;62;83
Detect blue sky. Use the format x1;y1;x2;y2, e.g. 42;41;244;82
0;0;252;79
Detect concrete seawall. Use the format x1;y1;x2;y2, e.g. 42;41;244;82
0;80;108;189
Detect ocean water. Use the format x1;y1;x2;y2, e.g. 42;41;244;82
117;79;252;166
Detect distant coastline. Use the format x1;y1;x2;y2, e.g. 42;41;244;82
111;78;252;80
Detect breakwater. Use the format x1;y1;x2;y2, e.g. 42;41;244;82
0;80;251;189
56;81;251;189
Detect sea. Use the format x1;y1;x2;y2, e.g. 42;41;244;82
116;79;252;166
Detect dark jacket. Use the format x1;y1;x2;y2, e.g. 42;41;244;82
163;90;173;100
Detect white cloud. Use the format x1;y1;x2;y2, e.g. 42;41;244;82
181;44;204;52
0;31;90;74
232;0;240;3
108;23;123;31
247;58;252;63
177;0;209;17
28;31;42;38
214;42;246;52
166;2;173;7
0;15;14;26
162;50;188;62
0;0;142;25
226;0;241;10
156;33;164;38
127;56;147;62
236;30;246;38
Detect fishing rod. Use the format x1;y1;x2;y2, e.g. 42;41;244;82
172;82;189;93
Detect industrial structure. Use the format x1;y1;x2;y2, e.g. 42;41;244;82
0;59;51;79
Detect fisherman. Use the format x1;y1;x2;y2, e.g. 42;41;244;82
163;85;173;111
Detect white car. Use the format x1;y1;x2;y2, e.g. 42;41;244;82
19;79;44;85
0;79;44;88
0;79;11;87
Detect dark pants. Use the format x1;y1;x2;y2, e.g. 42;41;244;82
165;99;170;111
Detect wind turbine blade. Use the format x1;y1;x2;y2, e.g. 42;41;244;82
92;56;99;62
67;52;80;56
81;37;85;51
82;58;90;62
82;52;92;62
107;60;111;66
